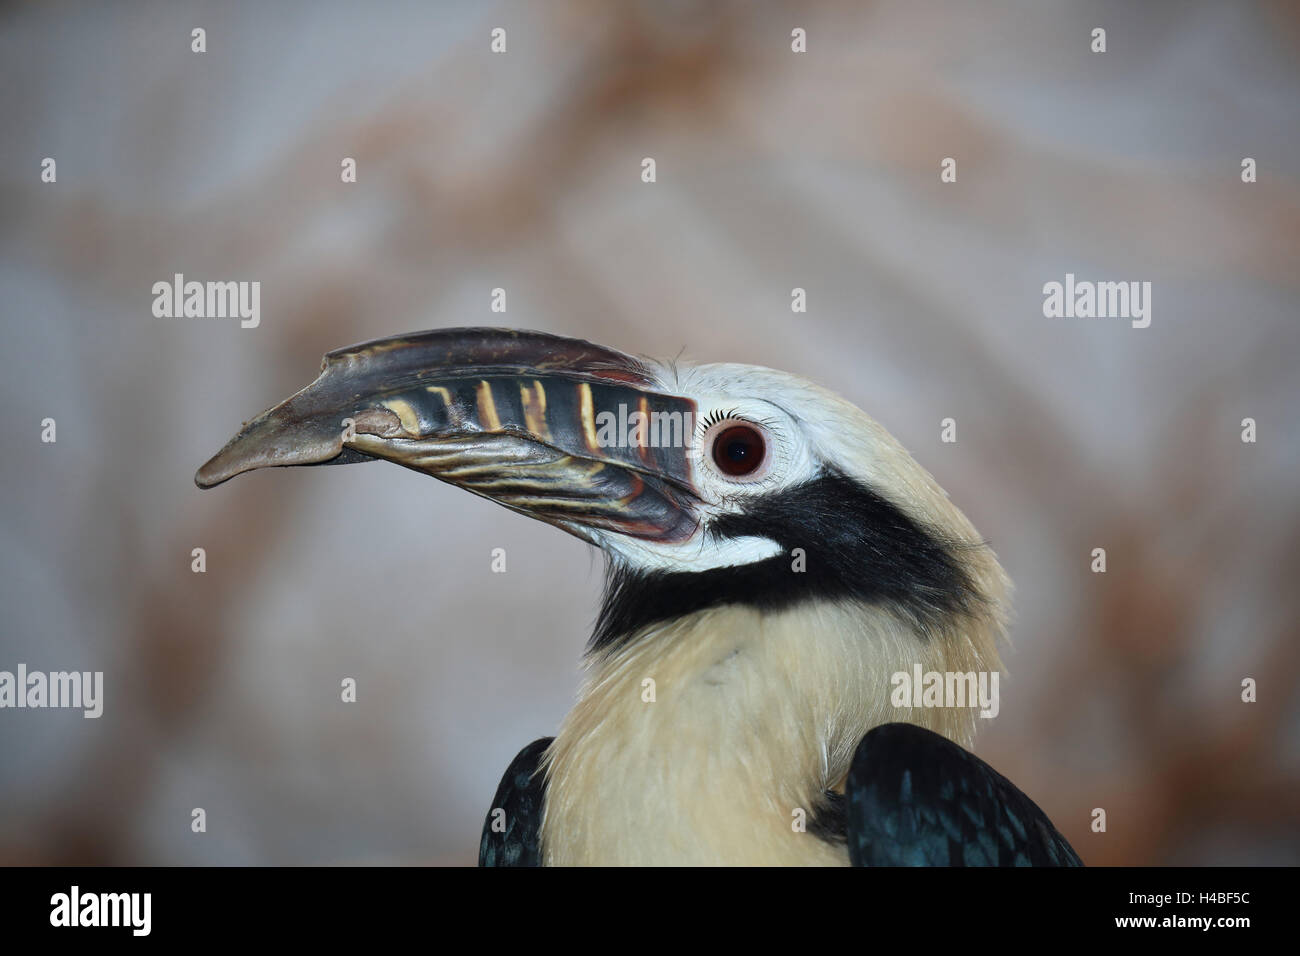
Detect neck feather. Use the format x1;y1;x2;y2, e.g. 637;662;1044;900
539;598;999;866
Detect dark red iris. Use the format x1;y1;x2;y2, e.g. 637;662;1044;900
711;424;765;477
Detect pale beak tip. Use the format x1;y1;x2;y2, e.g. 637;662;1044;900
195;400;346;490
194;456;232;489
194;437;264;489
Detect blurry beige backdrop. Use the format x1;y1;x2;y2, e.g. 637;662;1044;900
1;0;1298;864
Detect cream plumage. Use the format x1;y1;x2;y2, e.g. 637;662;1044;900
196;327;1078;867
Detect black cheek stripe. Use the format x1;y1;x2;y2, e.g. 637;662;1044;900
590;469;985;652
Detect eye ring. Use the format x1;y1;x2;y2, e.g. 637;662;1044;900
709;422;768;479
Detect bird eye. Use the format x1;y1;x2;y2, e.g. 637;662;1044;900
710;424;767;478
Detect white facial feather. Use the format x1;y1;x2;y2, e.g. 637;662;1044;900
541;357;1012;865
597;360;982;575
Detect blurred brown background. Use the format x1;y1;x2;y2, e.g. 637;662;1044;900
1;0;1298;865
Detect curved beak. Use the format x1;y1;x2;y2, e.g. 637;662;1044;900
195;328;700;543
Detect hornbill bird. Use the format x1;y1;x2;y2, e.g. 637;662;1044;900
196;327;1081;867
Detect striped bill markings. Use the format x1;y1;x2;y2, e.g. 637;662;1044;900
352;375;699;541
197;328;703;543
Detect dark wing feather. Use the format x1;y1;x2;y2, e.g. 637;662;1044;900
478;737;553;867
846;723;1082;866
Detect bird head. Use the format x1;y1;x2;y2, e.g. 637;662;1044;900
197;328;1008;745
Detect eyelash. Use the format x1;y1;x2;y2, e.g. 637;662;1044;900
697;407;741;435
698;408;781;438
